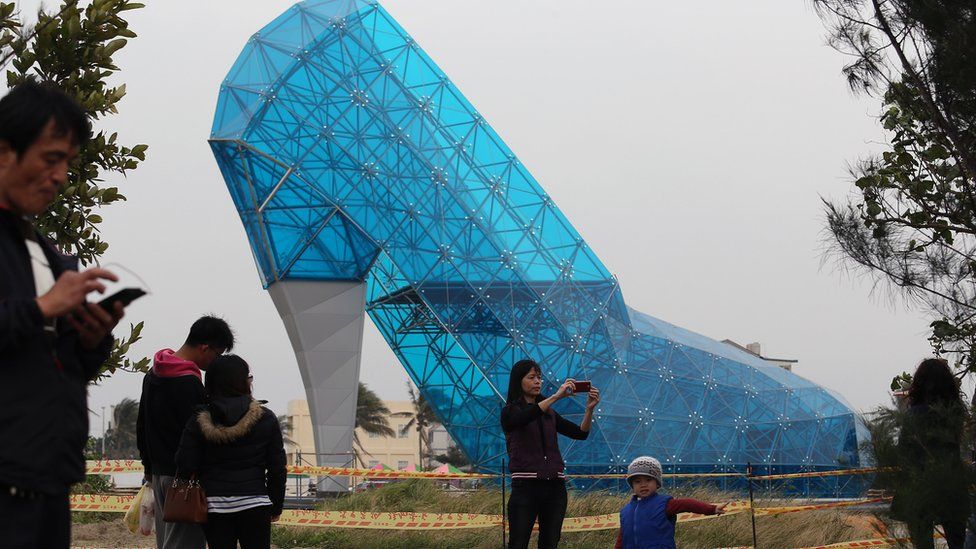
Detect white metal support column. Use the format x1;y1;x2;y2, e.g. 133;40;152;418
268;280;366;492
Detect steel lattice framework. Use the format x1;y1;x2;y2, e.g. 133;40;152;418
210;0;865;495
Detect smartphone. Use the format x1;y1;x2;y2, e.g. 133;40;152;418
572;381;591;394
98;287;146;311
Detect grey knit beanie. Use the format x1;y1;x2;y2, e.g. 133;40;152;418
626;456;663;487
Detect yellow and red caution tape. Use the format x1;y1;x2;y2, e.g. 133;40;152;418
85;460;881;481
65;541;927;549
570;472;745;479
283;464;495;479
679;500;751;522
797;539;907;548
522;502;751;533
71;495;883;530
84;460;492;479
70;494;138;513
750;467;881;481
65;488;919;549
85;460;144;474
753;497;889;516
278;509;501;530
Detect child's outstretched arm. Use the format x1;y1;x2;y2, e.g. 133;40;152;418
665;498;725;518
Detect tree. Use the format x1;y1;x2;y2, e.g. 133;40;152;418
103;397;139;459
354;382;394;465
0;0;150;379
75;435;114;493
400;382;437;470
278;414;296;448
816;0;976;378
433;445;470;470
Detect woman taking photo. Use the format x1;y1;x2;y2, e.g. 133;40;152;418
175;355;286;549
501;359;600;549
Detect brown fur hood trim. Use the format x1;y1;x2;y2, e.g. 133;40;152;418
197;400;264;444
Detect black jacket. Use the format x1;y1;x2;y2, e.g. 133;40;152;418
175;396;287;515
137;371;205;477
891;402;970;523
0;209;112;495
501;400;588;479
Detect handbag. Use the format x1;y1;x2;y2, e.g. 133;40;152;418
162;474;208;524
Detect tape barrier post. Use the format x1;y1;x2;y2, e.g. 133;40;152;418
501;459;506;549
747;462;758;549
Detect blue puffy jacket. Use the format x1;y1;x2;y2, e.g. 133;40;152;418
619;492;676;549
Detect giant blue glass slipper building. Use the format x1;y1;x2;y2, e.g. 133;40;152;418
210;0;865;495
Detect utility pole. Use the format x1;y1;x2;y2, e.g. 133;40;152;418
101;406;106;459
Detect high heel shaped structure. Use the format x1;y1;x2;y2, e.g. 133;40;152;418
210;0;864;495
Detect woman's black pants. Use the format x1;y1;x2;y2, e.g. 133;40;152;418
507;478;567;549
203;506;272;549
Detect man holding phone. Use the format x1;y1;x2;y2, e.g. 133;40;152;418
0;81;128;548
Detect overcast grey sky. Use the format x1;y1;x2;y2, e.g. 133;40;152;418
38;0;941;431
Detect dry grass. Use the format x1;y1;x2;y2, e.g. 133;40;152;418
270;479;880;549
69;479;881;548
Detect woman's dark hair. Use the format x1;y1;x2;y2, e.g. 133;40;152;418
907;358;960;406
0;80;90;154
185;315;235;351
507;359;543;404
205;354;251;399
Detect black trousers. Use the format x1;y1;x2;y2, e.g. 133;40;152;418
908;519;966;549
507;478;567;549
203;505;273;549
0;488;70;549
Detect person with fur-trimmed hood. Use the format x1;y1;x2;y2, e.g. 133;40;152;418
175;355;286;549
614;456;727;549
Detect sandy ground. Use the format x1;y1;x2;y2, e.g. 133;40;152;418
71;520;157;548
71;520;294;549
70;513;948;549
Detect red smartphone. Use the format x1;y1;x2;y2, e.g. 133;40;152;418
572;381;591;394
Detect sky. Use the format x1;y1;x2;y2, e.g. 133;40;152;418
14;0;943;432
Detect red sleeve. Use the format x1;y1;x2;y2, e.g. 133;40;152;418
665;498;717;517
614;528;622;549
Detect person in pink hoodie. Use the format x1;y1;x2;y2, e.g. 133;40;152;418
136;315;234;549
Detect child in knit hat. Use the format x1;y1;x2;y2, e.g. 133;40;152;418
614;456;728;549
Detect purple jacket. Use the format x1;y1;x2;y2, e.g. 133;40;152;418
501;401;589;479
